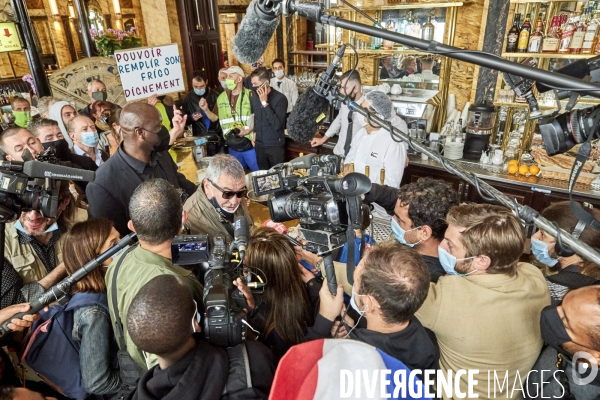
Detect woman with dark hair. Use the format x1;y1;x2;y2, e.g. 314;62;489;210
61;218;122;396
233;227;344;362
531;201;600;304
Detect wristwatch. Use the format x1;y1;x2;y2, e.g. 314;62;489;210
261;100;268;107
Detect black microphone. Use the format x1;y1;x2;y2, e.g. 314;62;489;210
289;154;317;169
0;160;95;182
287;45;347;143
234;216;249;259
233;0;325;64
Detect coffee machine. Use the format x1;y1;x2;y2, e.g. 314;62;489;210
463;102;496;161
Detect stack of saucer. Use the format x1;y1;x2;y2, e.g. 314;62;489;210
444;142;464;160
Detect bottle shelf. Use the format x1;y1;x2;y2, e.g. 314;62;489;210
330;1;463;11
501;52;598;59
510;0;586;3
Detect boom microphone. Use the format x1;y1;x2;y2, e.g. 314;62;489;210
233;0;279;64
287;89;331;143
0;160;95;182
233;0;325;63
536;55;600;95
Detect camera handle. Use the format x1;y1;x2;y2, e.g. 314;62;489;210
322;252;338;296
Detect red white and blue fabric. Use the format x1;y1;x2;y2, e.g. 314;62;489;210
269;339;430;400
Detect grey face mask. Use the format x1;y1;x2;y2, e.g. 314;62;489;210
92;91;108;102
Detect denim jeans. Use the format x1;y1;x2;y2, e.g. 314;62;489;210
228;148;259;171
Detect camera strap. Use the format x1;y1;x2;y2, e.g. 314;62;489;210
567;109;600;232
345;196;363;285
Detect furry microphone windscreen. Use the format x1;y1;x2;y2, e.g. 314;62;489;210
287;88;331;143
233;0;280;64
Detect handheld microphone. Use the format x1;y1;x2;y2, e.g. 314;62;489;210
233;216;249;260
287;45;347;143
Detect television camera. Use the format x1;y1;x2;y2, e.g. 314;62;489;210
171;217;257;347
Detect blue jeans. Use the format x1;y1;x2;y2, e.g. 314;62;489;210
229;148;259;171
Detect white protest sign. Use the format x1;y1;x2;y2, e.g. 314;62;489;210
115;43;185;101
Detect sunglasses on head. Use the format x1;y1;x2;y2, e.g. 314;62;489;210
209;180;248;199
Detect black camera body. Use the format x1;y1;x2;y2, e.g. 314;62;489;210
202;234;248;347
253;154;371;254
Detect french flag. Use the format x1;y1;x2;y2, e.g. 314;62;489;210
269;339;431;400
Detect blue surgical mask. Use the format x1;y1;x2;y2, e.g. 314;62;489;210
80;131;99;147
531;238;559;267
391;218;421;247
438;246;476;277
194;88;206;96
220;80;228;89
15;220;58;235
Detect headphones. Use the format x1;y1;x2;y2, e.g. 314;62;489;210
554;219;587;257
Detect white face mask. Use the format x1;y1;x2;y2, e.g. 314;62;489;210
274;70;284;79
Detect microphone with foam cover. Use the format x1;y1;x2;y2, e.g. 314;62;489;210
287;88;331;143
233;0;280;64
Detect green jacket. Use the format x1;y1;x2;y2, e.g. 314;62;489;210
105;245;204;370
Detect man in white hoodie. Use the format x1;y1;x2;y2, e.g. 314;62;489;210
344;90;408;219
270;58;298;120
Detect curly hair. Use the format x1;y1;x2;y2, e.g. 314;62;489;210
398;177;458;240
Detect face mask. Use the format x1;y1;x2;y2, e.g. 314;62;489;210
350;288;368;315
100;116;109;125
13;111;30;128
208;187;238;221
142;126;170;152
438;246;476;276
92;91;108;101
194;88;206;96
15;220;58;235
80;131;99;147
42;139;71;160
540;305;572;354
226;79;237;91
391;218;421;247
531;238;559;267
274;70;284;79
220;80;228;89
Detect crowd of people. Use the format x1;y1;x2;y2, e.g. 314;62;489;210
0;64;599;400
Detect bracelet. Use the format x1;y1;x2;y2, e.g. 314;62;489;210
315;258;324;272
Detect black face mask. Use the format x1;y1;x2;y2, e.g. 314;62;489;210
540;305;572;354
42;139;71;160
142;126;171;153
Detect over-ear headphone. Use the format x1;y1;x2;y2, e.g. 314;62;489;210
554;219;587;257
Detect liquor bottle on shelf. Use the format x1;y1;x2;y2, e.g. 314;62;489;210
528;16;544;53
370;16;382;50
411;13;421;39
506;13;521;52
404;11;414;37
382;15;396;50
422;16;435;41
307;34;314;51
398;13;408;35
542;16;561;53
582;18;598;53
517;14;532;53
559;14;576;53
570;18;586;53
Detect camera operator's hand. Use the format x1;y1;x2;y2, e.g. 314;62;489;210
298;262;317;283
331;304;354;338
0;303;41;332
318;279;344;322
233;278;256;310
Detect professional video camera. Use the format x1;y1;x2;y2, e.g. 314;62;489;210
252;154;371;255
172;217;255;347
0;148;95;222
537;104;600;156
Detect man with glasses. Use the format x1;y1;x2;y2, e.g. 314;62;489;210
86;102;196;236
184;154;252;241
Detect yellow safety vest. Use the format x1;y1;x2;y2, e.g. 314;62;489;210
216;88;253;140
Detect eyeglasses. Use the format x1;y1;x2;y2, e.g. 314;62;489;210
209;180;248;199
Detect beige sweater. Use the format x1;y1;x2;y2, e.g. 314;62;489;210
415;262;551;400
